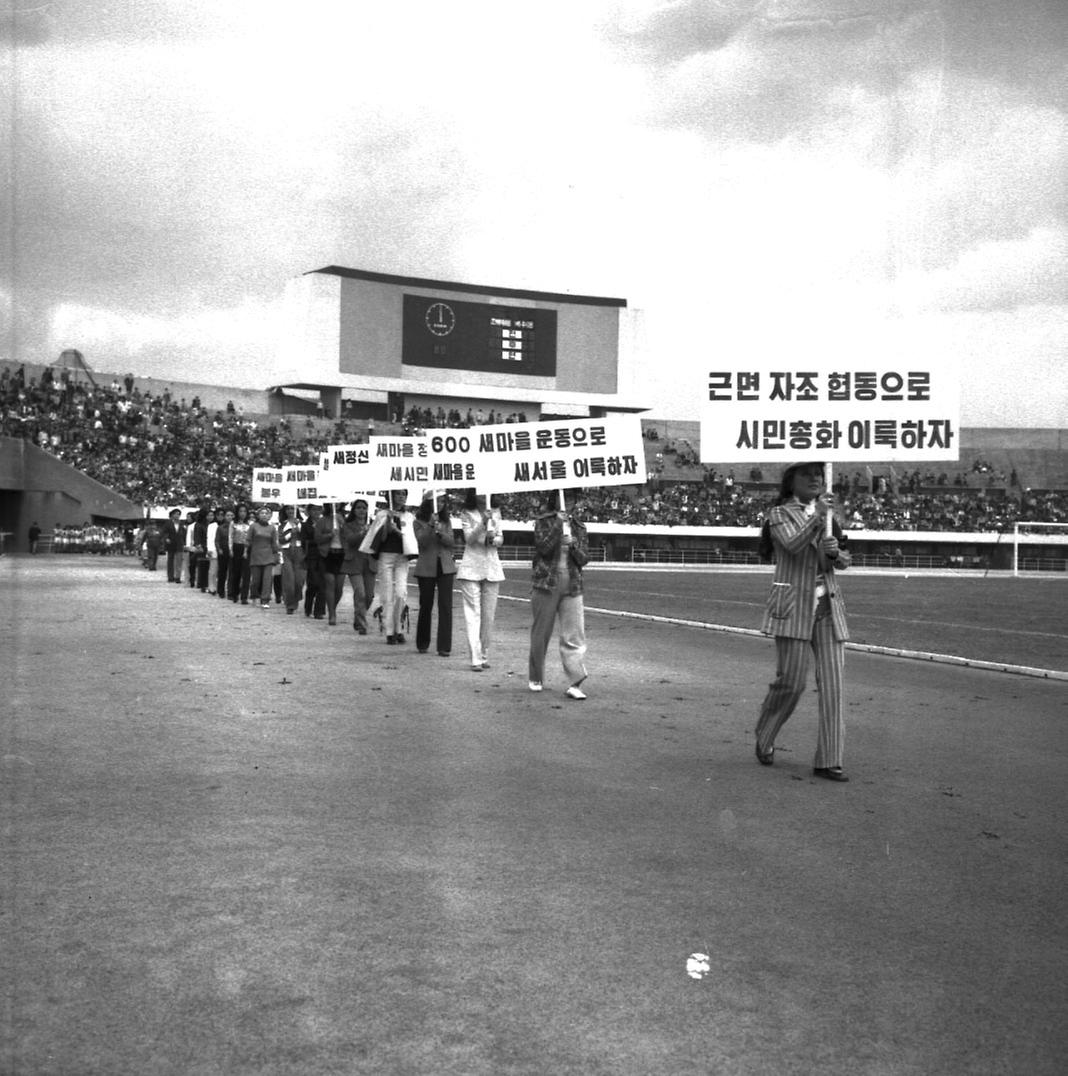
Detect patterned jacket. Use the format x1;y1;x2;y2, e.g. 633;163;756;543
760;500;850;641
531;512;588;595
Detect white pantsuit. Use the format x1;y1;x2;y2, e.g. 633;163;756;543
457;508;505;667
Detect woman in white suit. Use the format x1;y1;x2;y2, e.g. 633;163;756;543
456;490;505;671
754;461;852;782
359;490;417;644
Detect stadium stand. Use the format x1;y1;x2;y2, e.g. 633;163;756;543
2;361;1066;556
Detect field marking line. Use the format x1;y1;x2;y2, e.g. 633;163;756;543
497;596;1068;682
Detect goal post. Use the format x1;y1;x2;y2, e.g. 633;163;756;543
1012;522;1068;576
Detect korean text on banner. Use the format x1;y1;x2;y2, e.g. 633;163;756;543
250;466;325;505
474;415;646;495
250;468;284;504
281;464;324;505
699;362;961;463
322;444;375;500
425;430;481;489
367;435;430;493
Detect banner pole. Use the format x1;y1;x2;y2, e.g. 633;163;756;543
825;462;834;537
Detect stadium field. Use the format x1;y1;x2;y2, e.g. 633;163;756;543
3;556;1066;1075
498;568;1068;675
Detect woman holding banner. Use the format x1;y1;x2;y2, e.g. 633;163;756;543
754;461;852;782
457;489;505;671
341;500;375;634
278;504;305;614
360;490;417;644
246;506;280;609
413;494;456;656
228;503;252;603
528;489;589;699
314;503;347;626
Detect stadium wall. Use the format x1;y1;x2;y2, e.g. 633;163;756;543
0;438;142;552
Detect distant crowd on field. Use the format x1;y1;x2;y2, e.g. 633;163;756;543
3;361;1067;534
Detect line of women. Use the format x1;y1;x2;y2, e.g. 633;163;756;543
153;463;852;777
163;490;563;684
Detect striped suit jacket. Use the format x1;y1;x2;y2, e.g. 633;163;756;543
760;501;851;642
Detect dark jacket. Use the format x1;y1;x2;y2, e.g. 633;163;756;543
163;519;184;552
413;516;457;578
531;512;588;595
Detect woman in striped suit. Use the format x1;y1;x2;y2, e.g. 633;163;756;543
755;461;852;782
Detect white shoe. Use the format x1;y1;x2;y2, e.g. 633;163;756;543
565;686;587;700
528;681;543;692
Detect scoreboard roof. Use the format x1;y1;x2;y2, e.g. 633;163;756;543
308;266;628;309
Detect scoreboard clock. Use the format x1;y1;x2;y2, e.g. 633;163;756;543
425;302;455;336
402;294;558;376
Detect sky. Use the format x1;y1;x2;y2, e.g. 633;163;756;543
2;0;1066;427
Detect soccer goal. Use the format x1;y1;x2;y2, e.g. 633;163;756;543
1011;522;1068;575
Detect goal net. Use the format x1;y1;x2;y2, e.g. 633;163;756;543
1012;522;1068;575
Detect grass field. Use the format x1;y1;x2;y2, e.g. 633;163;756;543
501;569;1068;674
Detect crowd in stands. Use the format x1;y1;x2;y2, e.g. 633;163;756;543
399;405;530;435
3;362;1067;534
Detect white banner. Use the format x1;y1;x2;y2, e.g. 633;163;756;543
366;435;431;492
699;361;961;462
250;467;285;504
321;444;376;500
250;465;327;504
425;430;480;489
472;415;646;495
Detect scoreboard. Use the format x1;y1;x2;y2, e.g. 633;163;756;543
402;294;558;377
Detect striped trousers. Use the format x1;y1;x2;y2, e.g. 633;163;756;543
755;599;845;769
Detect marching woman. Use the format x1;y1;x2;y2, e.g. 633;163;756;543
341;500;375;634
191;508;210;592
413;494;457;656
754;461;852;781
360;490;417;644
528;489;590;700
278;504;305;614
314;502;346;626
456;489;505;671
228;502;252;603
246;506;280;609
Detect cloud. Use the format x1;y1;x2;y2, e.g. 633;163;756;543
605;0;761;61
44;297;284;383
895;225;1068;313
0;5;53;46
614;0;947;143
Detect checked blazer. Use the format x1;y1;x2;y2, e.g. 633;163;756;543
760;501;850;642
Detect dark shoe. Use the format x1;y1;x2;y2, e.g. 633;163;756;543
438;651;450;657
417;649;428;654
328;616;337;625
813;767;849;782
755;743;775;766
286;607;296;615
357;629;367;635
395;633;405;644
386;634;396;645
